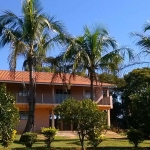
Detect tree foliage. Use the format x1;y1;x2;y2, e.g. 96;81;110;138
0;84;19;147
0;0;68;133
54;98;107;150
64;25;134;100
121;68;150;137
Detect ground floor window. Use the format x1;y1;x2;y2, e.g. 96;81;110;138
19;111;28;120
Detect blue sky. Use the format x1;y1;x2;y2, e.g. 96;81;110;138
0;0;150;71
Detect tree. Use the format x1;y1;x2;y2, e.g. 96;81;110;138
121;68;150;137
54;98;107;150
0;0;67;133
64;25;134;101
0;84;19;147
132;22;150;56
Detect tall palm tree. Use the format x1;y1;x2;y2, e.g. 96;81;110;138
64;25;134;101
131;22;150;56
0;0;67;133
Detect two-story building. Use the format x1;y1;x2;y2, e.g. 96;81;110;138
0;70;115;133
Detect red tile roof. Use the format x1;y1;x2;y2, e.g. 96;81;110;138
0;70;115;87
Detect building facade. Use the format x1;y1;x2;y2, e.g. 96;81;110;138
0;70;114;133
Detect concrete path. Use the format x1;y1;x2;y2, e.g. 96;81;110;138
104;130;126;138
56;130;126;139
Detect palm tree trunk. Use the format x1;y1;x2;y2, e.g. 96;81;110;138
25;54;35;132
20;54;36;140
90;71;94;101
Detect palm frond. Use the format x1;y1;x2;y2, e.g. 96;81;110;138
143;22;150;32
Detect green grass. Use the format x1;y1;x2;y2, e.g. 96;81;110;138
0;135;150;150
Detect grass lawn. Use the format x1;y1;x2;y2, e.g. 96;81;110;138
0;135;150;150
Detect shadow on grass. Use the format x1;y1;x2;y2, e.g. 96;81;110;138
54;138;82;146
13;138;46;144
11;147;150;150
107;138;128;140
66;140;81;146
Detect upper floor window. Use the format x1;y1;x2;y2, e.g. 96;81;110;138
55;89;71;103
55;89;71;94
84;90;95;99
19;87;28;96
103;89;107;97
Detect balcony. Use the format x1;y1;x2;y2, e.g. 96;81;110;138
15;93;112;107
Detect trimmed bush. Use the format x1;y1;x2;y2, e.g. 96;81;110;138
41;127;57;148
21;132;37;148
127;128;144;147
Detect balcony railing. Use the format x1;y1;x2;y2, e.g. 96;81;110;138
15;93;112;107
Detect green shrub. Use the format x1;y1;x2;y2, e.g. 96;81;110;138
21;132;37;148
0;84;19;147
127;128;144;147
87;129;104;148
41;127;57;148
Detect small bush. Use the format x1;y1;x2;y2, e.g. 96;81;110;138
127;128;144;147
41;127;57;148
87;129;104;148
11;130;17;141
21;132;37;148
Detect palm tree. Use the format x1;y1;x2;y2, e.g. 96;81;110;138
0;0;67;133
131;22;150;56
64;25;134;101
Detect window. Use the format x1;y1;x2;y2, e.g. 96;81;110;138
103;89;107;97
84;90;95;99
19;87;29;96
19;111;28;120
55;89;71;103
85;90;91;98
56;89;71;94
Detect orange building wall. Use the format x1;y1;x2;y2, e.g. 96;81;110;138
16;120;27;134
16;107;50;133
34;108;50;132
71;86;83;100
36;84;52;93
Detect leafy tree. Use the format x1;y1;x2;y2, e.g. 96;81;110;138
54;98;107;150
0;0;67;134
0;84;19;147
121;68;150;137
64;25;134;101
